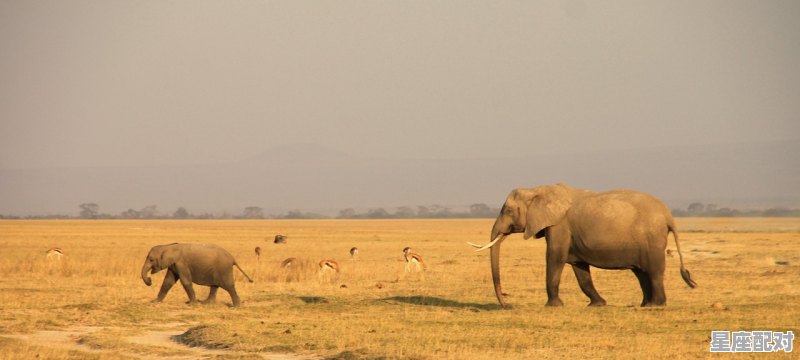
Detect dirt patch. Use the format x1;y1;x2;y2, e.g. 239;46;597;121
4;325;320;360
2;326;105;354
126;330;198;358
170;325;233;350
169;325;320;359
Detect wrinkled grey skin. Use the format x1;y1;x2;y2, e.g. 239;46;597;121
484;184;696;308
141;243;253;307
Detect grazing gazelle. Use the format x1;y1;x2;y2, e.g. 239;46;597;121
403;247;426;272
46;247;64;261
274;235;287;244
349;247;359;259
319;259;340;273
254;246;262;260
318;259;340;282
280;257;297;269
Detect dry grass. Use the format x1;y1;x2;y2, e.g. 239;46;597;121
0;218;798;359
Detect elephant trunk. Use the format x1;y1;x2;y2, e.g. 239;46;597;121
490;216;501;244
487;214;511;308
489;234;508;308
141;262;153;286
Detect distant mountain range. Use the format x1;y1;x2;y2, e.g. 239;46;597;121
1;140;797;216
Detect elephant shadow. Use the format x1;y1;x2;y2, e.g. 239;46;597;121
380;296;502;311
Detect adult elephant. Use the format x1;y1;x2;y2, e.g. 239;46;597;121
470;184;696;308
141;243;253;307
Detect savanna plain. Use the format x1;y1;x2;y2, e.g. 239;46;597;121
0;218;798;359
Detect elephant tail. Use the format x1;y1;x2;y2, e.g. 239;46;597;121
668;223;697;288
234;262;254;283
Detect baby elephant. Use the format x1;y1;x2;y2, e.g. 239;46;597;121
141;243;253;307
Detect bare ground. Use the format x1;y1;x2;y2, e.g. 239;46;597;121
4;324;321;360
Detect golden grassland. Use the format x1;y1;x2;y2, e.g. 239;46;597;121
0;218;798;359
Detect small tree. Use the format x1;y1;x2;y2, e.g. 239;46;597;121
764;207;791;217
283;210;305;219
671;208;687;217
173;207;190;219
716;208;740;217
687;202;705;214
79;203;99;219
395;206;416;218
243;206;264;219
120;209;140;219
366;208;390;218
417;206;431;217
337;208;357;219
429;204;451;217
469;203;494;217
140;205;158;219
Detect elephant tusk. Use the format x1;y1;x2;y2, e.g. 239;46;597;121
468;235;504;252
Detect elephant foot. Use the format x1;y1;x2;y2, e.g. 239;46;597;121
185;300;199;306
588;298;607;307
641;301;666;307
201;299;216;305
545;298;564;307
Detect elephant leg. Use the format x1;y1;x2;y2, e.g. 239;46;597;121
647;272;666;306
571;262;606;306
176;271;197;304
545;255;566;306
646;251;668;306
202;286;218;304
544;235;569;306
156;269;178;302
632;268;653;306
221;283;241;307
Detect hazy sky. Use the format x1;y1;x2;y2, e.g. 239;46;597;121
1;0;799;170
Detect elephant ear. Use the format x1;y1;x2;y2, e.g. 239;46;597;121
158;246;179;269
524;185;573;239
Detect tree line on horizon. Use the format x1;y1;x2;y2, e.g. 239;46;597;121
670;202;800;217
0;202;798;220
0;203;501;220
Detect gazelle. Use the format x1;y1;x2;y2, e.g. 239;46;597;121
318;259;340;273
318;259;340;283
254;246;262;260
403;247;426;272
274;235;287;244
281;257;296;268
349;247;359;259
46;247;64;261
